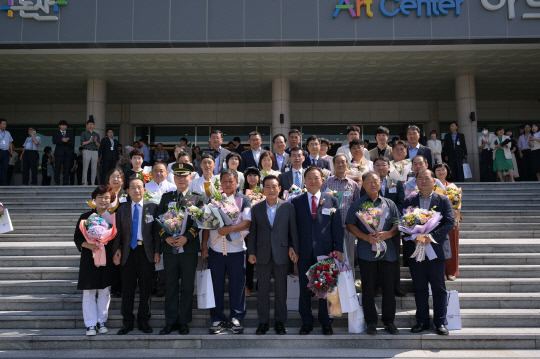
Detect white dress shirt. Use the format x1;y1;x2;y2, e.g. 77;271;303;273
307;191;321;213
145;179;177;194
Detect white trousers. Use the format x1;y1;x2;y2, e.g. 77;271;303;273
82;286;111;327
82;149;98;185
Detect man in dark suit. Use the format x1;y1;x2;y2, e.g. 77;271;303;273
285;129;308;157
200;129;230;176
52;120;74;185
406;125;433;169
239;131;266;172
291;167;343;336
346;171;401;336
302;136;331;171
113;177;161;335
272;134;290;172
443;122;467;182
98;129;119;185
248;175;299;335
402;169;454;336
278;147;305;198
156;163;205;335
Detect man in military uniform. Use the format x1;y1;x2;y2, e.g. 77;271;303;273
156;162;205;335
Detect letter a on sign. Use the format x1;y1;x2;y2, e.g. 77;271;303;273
334;0;357;18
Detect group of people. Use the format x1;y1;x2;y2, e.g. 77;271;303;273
74;124;461;340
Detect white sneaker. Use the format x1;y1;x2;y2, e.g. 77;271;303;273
86;326;97;336
97;322;108;334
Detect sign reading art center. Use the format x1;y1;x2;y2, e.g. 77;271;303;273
333;0;540;19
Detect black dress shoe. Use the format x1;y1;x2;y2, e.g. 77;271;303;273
179;324;189;335
138;322;153;334
117;326;133;335
366;324;377;336
299;324;313;335
394;287;408;297
435;324;449;336
274;322;286;335
410;323;430;333
159;324;178;335
384;322;399;335
322;324;333;335
255;323;269;335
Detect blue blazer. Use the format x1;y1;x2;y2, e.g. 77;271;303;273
52;130;74;156
302;157;331;171
406;144;433;169
402;192;454;261
292;192;344;262
239;149;267;172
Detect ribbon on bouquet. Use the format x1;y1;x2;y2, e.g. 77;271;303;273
355;205;390;258
403;233;438;262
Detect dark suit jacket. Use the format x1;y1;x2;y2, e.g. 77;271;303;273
156;190;204;254
200;147;230;175
302;156;331;171
272;152;290;172
443;132;467;161
247;199;299;265
360;176;405;212
401;192;454;261
98;137;119;161
52;130;74;156
406;144;433;169
113;202;160;266
239;148;267;172
278;169;304;198
292;192;344;261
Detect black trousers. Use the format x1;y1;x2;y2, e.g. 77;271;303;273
54;154;72;185
120;245;155;327
447;155;464;182
408;258;447;326
22;150;39;185
163;252;198;326
298;258;330;326
479;150;494;182
520;149;534;181
101;160;117;185
359;259;396;325
0;150;9;185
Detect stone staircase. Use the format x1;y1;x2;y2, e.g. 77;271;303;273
0;183;539;354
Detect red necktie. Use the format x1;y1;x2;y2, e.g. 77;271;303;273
312;159;316;166
311;195;317;219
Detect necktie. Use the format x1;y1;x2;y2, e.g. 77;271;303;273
294;171;301;187
311;195;317;219
131;204;139;249
312;159;316;166
62;131;65;137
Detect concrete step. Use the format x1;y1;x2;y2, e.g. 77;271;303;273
0;235;76;244
9;227;75;235
0;328;538;351
459;216;540;223
459;223;540;231
0;256;80;267
460;231;540;239
0;308;538;329
1;292;538;312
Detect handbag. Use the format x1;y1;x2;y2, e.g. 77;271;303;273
286;274;300;311
0;208;14;234
337;268;360;313
347;293;367;334
462;163;472;179
196;259;215;309
446;290;462;330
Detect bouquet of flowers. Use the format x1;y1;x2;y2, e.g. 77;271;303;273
143;189;162;205
0;204;4;218
246;186;265;206
389;159;412;182
306;256;340;299
188;205;221;230
346;162;367;180
138;172;153;184
398;206;442;262
156;204;188;254
283;185;306;202
321;168;332;181
78;213;117;267
212;177;221;191
355;202;390;258
445;186;463;225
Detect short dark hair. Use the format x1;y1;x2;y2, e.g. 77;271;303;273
43;146;52;154
91;184;116;203
305;135;320;147
180;137;188;143
262;175;280;187
58;120;68;126
0;118;6;124
320;137;331;148
494;126;505;133
416;169;436;179
220;168;238;181
176;151;189;160
210;129;223;138
127;176;145;188
258;151;276;169
346;125;360;134
413;155;428;165
86;118;95;124
304;166;323;178
349;139;363;148
289;147;304;156
152;161;167;170
129;148;144;159
272;133;286;143
430;130;438;136
107;168;125;186
201;153;215;162
333;153;348;164
139;138;147;145
407;125;421;134
394;140;407;149
288;129;302;137
244;166;261;178
233;136;241;143
433;162;452;181
362;171;380;182
249;131;262;139
450;121;459;127
373;156;390;166
375;126;389;136
226;152;242;166
106;128;114;133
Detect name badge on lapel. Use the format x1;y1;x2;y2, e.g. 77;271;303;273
344;190;352;197
119;196;127;203
456;140;461;146
110;146;114;151
145;214;154;223
285;167;290;172
389;187;397;193
322;208;331;216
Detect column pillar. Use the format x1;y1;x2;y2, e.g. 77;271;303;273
86;79;107;138
120;103;134;147
455;74;479;181
272;78;290;149
424;100;440;138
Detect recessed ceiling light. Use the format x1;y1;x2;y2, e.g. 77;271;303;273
246;61;255;66
369;60;377;65
307;61;316;66
185;63;193;67
122;63;132;67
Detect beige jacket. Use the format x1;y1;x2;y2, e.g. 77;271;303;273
490;135;512;160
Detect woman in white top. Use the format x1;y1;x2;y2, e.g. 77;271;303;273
189;153;219;200
319;137;334;174
427;130;442;164
258;151;280;182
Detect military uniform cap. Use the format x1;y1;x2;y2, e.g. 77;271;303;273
172;162;194;176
